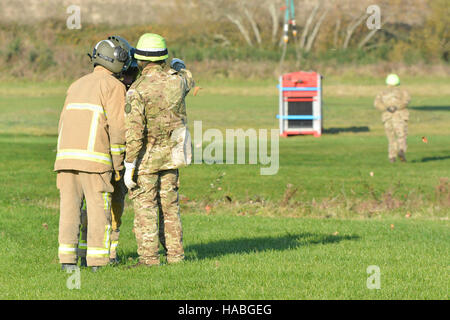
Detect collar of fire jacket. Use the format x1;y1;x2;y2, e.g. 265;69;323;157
93;65;114;75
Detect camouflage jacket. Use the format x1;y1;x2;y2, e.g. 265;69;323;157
125;63;194;174
374;87;410;122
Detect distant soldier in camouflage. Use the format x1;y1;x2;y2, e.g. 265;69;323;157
374;74;411;162
124;33;194;267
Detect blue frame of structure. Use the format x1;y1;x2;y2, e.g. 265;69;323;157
276;115;321;120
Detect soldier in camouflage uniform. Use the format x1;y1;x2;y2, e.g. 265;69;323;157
123;33;194;267
374;74;411;162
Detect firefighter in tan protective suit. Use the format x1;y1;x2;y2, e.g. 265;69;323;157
55;37;129;271
77;36;139;266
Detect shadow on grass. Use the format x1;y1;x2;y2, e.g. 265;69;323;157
323;126;370;134
119;233;360;263
410;106;450;112
412;155;450;163
185;232;360;260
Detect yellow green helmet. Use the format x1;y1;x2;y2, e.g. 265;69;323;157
386;74;400;86
134;33;168;62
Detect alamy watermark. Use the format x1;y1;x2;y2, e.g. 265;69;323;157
193;121;279;175
66;266;81;290
66;4;382;32
66;5;82;30
366;5;381;30
366;265;381;289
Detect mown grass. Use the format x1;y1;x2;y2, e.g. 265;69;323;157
0;202;449;299
2;76;448;213
0;77;448;299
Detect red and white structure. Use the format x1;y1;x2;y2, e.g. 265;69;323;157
277;71;322;137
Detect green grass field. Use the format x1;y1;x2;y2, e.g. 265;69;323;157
0;75;448;299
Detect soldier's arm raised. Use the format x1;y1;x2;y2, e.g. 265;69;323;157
179;69;195;95
374;92;385;111
105;83;127;171
125;89;146;163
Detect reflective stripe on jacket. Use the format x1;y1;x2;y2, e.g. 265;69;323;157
54;66;126;173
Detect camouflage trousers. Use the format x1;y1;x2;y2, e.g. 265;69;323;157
129;169;184;265
78;172;128;260
383;117;408;159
